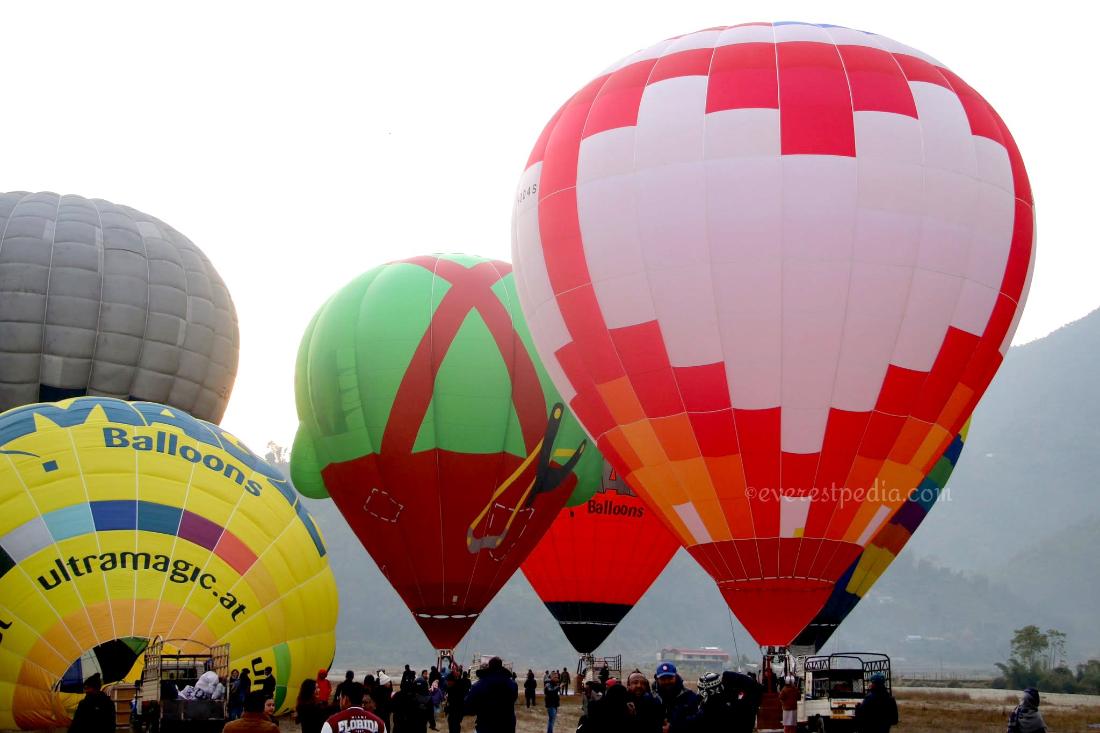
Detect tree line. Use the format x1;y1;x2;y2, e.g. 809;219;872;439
994;625;1100;693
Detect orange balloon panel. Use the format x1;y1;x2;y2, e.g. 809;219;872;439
512;22;1033;644
522;464;679;653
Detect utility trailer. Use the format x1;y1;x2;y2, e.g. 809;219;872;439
137;638;229;733
796;652;891;732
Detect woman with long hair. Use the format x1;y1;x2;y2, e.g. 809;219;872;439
296;678;328;733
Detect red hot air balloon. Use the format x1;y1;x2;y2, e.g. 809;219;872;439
511;23;1033;646
522;462;680;653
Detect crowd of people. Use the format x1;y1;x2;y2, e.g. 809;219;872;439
66;658;1050;733
290;666;453;733
280;658;567;733
280;659;911;733
277;658;901;733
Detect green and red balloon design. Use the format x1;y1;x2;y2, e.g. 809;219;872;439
291;254;601;650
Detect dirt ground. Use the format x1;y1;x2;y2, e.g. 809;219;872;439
275;687;1100;732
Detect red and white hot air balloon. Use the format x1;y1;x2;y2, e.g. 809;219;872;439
511;22;1033;646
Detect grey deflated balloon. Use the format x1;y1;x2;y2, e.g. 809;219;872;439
0;192;238;422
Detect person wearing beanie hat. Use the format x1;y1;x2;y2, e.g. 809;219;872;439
853;672;898;733
698;671;763;733
69;674;114;733
370;674;394;731
1007;687;1047;733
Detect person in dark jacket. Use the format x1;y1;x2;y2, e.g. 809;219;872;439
415;676;436;731
230;669;252;720
582;672;662;733
392;679;427;733
443;671;470;733
333;671;356;707
429;680;444;731
700;671;762;733
464;658;518;733
732;671;764;733
581;680;629;732
524;671;538;709
372;674;393;731
296;679;329;733
654;663;701;733
625;672;663;733
544;671;561;733
69;674;115;733
1006;687;1047;733
260;668;276;701
853;674;898;733
580;678;603;719
227;670;241;719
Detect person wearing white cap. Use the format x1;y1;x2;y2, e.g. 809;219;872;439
779;676;799;733
371;674;394;731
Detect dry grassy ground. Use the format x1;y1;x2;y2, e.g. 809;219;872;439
500;690;1100;732
894;688;1100;733
275;688;1100;732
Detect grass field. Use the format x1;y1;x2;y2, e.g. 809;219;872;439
892;687;1100;732
470;688;1100;733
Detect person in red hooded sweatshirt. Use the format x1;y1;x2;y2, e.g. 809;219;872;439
316;669;333;706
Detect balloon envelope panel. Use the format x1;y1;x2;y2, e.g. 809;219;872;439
791;426;967;649
522;462;679;653
511;23;1033;645
292;254;600;649
0;397;336;729
0;192;239;423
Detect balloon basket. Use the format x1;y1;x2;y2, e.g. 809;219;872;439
436;649;455;674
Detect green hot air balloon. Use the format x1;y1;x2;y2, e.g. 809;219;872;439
292;254;600;652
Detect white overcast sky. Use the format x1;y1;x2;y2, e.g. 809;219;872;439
1;1;1094;451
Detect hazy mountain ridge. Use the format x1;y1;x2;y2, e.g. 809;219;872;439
906;309;1100;573
289;308;1100;674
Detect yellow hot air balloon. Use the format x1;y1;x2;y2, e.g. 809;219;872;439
0;397;337;729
